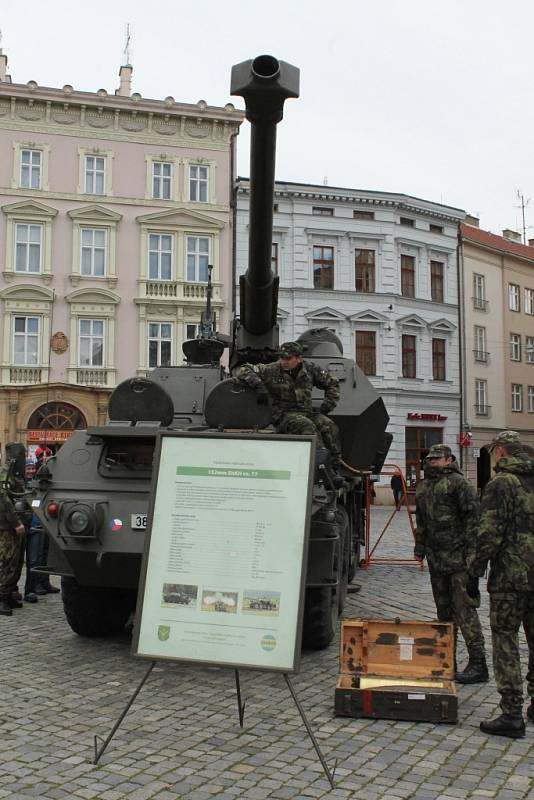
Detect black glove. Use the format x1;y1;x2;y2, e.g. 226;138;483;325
466;575;480;601
319;403;333;415
255;385;269;405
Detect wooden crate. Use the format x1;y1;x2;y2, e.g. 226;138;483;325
334;618;457;723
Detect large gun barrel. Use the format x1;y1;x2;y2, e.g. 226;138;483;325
231;55;299;349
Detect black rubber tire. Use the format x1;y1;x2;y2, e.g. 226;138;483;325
61;576;137;637
301;586;338;650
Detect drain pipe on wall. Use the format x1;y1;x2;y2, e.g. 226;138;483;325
457;225;468;472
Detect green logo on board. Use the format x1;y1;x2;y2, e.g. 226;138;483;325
157;625;170;641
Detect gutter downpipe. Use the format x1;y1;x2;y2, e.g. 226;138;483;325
457;225;467;472
229;129;239;327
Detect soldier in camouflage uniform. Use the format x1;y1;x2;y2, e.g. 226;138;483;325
415;443;488;684
0;487;26;617
470;430;534;739
234;341;341;457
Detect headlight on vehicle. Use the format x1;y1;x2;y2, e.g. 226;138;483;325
64;504;94;536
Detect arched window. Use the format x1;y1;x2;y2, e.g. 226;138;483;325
27;402;87;432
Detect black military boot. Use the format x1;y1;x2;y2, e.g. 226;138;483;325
0;598;13;617
526;701;534;723
455;651;489;684
7;596;23;609
480;713;525;738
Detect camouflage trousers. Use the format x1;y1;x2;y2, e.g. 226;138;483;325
276;412;340;455
489;591;534;715
429;570;485;654
0;528;25;599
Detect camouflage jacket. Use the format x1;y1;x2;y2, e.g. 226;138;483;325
234;360;340;423
470;453;534;593
0;490;21;530
415;461;479;574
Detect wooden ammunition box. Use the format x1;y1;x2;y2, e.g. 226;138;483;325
335;618;457;723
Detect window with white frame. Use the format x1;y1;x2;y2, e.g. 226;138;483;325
13;316;39;365
510;333;522;361
525;288;534;315
474;325;487;361
20;149;42;189
528;385;534;413
509;283;520;312
527;335;534;364
79;319;104;367
185;323;199;341
81;228;107;277
152;162;172;200
15;223;42;273
511;383;523;412
189;165;208;202
473;273;486;309
186;236;209;282
85;156;106;194
475;379;488;415
148;322;172;368
148;234;173;280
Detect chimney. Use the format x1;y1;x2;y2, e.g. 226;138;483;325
502;228;522;243
528;238;534;248
464;214;479;228
116;64;133;97
0;52;9;82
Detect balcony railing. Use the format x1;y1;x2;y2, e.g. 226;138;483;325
472;296;489;311
76;368;109;386
141;280;220;302
474;403;492;417
9;367;42;384
145;280;178;298
473;350;489;363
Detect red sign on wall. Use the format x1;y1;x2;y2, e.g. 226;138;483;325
27;430;73;443
407;413;448;421
457;432;472;447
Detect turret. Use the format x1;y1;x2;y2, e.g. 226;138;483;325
230;55;299;366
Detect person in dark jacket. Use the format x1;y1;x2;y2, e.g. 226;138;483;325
234;341;341;458
415;443;488;684
470;430;534;739
390;471;403;510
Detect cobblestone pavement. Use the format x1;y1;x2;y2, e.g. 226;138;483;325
1;507;533;800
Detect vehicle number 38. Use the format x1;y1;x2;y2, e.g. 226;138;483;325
131;514;147;530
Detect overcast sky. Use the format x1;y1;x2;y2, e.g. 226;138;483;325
3;0;534;237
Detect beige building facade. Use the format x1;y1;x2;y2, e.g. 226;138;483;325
459;220;534;488
0;53;243;453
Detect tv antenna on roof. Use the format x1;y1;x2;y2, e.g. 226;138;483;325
516;189;531;244
123;23;132;66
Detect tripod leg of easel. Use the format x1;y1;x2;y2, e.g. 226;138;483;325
234;669;246;728
283;674;336;789
93;660;156;765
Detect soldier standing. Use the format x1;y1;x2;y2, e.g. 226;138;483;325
470;430;534;739
234;341;341;459
415;443;488;684
0;486;26;617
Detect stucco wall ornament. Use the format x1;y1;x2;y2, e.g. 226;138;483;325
51;331;68;354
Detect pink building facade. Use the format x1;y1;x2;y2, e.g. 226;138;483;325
0;57;243;449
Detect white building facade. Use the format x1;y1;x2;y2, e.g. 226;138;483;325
236;180;465;495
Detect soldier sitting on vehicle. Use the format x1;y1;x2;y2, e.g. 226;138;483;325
234;341;341;460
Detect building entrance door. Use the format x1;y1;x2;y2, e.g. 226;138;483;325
405;427;444;492
26;402;87;452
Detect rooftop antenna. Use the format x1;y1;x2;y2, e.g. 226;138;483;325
323;175;328;186
0;29;3;53
516;189;530;244
123;23;132;66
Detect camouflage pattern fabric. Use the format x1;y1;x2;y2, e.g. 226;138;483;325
415;461;480;574
470;452;534;716
470;453;534;592
430;571;485;654
0;490;24;599
490;592;534;714
234;360;340;454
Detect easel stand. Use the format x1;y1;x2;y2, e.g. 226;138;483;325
361;464;423;570
92;662;336;789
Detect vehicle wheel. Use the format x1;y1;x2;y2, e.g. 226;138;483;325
61;576;137;637
301;586;338;650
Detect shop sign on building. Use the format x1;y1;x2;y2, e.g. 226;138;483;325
27;430;73;443
407;413;448;421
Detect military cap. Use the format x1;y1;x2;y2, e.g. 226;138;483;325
487;430;521;451
279;341;303;357
425;444;454;461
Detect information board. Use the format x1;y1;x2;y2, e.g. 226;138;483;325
133;431;314;673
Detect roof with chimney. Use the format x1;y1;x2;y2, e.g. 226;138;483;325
460;222;534;262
